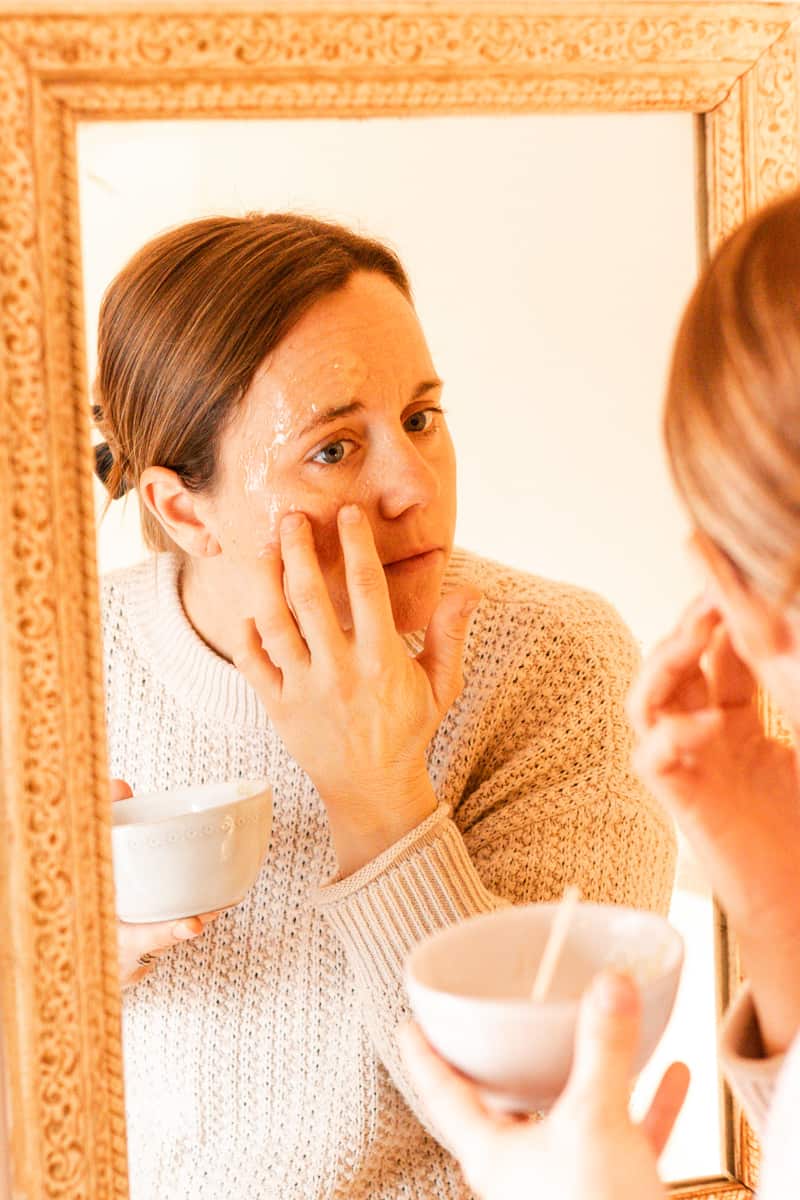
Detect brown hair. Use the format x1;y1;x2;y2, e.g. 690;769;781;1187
664;188;800;606
93;213;411;551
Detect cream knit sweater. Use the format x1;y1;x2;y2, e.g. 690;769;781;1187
103;547;676;1200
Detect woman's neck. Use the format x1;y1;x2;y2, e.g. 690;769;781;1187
178;555;240;664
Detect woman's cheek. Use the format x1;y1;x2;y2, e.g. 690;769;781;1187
306;510;353;626
309;512;344;571
244;495;343;578
309;512;351;627
241;462;352;559
239;491;298;558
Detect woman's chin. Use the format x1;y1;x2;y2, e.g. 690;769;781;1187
388;576;442;635
328;558;446;635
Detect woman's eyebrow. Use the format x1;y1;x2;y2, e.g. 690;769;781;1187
296;378;443;440
298;401;365;440
411;377;444;400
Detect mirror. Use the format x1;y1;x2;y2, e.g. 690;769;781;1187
79;111;714;1184
80;114;699;646
3;6;798;1198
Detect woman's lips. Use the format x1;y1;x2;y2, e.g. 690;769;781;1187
382;548;443;575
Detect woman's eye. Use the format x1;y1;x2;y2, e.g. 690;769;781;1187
404;407;443;434
310;409;443;466
311;439;354;466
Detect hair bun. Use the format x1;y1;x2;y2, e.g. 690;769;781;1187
94;441;130;499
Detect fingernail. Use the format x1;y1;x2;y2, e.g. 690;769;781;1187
174;920;202;940
339;504;361;525
258;540;281;559
281;511;305;533
592;970;636;1015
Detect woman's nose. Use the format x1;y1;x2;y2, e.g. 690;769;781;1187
373;433;441;521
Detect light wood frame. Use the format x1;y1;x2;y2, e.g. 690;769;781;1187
1;3;799;1197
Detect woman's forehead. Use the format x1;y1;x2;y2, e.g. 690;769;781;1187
278;345;371;405
276;274;429;374
248;342;432;438
238;277;434;438
243;347;370;441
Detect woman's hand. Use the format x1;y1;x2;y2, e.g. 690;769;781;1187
627;600;800;1053
398;973;687;1200
233;505;481;876
112;780;222;989
627;597;796;851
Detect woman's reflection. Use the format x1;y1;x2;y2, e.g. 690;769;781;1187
94;212;675;1198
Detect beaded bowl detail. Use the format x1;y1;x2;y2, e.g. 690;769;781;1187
111;779;272;923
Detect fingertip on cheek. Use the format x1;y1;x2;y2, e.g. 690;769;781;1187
339;503;361;525
281;511;307;535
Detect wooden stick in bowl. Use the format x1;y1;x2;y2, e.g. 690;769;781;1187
530;885;582;1002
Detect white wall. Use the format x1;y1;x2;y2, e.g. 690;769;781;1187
79;113;698;652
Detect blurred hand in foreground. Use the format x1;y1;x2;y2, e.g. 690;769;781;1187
399;972;688;1200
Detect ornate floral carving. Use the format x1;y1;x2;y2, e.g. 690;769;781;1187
741;1112;762;1193
705;79;747;252
749;24;800;204
0;8;793;73
0;37;128;1200
2;5;800;1200
706;25;800;250
669;1185;751;1200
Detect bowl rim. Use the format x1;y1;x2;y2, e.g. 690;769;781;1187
111;778;272;832
405;901;684;1011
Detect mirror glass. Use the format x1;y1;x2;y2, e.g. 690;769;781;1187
78;112;721;1183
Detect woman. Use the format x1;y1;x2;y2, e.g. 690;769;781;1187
400;189;800;1199
96;212;675;1199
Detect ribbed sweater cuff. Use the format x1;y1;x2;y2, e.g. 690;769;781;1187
719;984;785;1134
314;804;502;986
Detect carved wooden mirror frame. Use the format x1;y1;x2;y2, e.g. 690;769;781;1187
1;4;799;1197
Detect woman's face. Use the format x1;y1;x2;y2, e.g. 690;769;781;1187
201;270;457;634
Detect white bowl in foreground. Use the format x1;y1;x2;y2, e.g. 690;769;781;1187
111;779;272;923
406;902;683;1113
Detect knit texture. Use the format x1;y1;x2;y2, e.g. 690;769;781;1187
103;547;676;1199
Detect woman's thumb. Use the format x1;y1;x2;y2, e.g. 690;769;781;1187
125;915;206;965
416;589;482;710
564;971;641;1111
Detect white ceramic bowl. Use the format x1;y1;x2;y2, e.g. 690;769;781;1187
111;779;273;923
406;902;683;1112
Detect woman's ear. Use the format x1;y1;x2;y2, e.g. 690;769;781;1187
688;529;795;659
138;466;221;559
